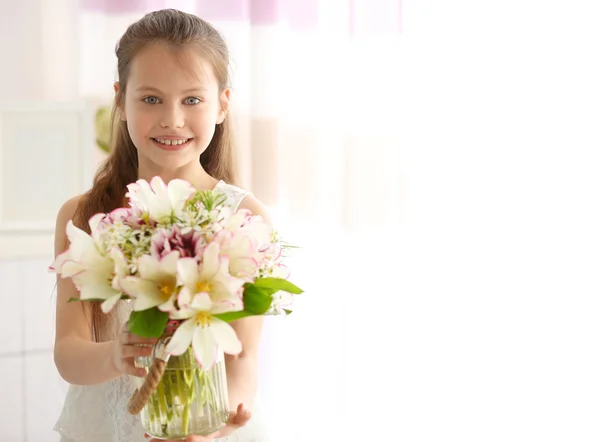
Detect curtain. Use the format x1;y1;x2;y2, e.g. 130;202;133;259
73;1;403;440
13;1;600;440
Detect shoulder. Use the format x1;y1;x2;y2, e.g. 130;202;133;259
238;193;272;226
54;194;85;254
217;181;272;225
57;194;84;222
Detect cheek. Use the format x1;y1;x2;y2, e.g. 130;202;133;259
126;105;153;136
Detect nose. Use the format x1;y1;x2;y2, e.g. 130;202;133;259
160;103;185;128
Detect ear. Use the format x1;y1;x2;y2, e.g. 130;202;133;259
114;81;127;121
217;88;231;124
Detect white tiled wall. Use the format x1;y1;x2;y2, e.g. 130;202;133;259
0;257;66;442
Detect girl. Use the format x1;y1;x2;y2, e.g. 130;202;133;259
53;9;271;442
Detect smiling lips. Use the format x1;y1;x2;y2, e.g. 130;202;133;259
151;136;193;150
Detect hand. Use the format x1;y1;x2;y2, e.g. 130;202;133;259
146;403;252;441
112;322;157;377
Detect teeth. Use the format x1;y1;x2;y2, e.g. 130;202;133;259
154;138;189;146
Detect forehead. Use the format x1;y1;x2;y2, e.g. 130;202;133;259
127;43;218;91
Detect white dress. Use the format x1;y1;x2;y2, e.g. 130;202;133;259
54;181;272;442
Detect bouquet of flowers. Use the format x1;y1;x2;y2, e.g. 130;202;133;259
50;176;302;438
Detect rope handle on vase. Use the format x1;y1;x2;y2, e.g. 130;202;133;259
127;328;175;415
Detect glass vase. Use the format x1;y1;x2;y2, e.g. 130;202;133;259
134;339;230;440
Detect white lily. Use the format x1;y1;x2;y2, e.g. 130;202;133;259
165;292;242;369
213;231;261;280
222;209;272;242
125;176;196;223
176;241;245;310
49;218;123;313
120;251;180;312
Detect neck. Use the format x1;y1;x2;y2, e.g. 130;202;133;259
137;159;219;191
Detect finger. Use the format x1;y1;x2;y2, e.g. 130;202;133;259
121;344;154;359
122;333;158;346
233;410;252;426
122;359;147;377
187;434;214;442
230;403;251;425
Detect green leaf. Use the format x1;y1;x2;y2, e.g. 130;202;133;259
128;308;169;338
213;310;255;322
253;277;304;295
283;309;293;315
68;294;130;304
67;297;106;303
243;284;273;315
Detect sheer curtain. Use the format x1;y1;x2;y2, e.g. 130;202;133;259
6;0;600;440
71;1;403;441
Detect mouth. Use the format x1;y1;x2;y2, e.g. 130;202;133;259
151;137;193;150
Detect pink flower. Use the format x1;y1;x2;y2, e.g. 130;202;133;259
100;207;145;228
151;225;206;260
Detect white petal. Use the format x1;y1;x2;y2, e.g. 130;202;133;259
241;218;272;244
199;242;221;280
120;277;153;298
169;306;195;320
132;179;161;220
133;290;167;311
211;276;245;302
210;298;244;314
190;293;213;311
121;278;164;311
209;318;242;356
74;272;118;300
149;176;170;220
177;286;194;309
224;210;248;231
127;180;152;212
110;248;129;276
229;257;258;278
167;179;196;212
229;234;256;258
165;318;196;356
65;221;95;261
83;251;113;275
49;249;70;273
271;264;291;279
150;176;168;198
88;213;106;240
101;294;121;313
212;230;233;248
192;326;218;369
159;296;176;313
137;255;160;280
159;251;180;275
59;259;85;278
177;258;200;289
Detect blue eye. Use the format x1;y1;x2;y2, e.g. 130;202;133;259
143;96;160;104
184;97;201;105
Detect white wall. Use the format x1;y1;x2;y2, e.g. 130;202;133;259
0;257;66;441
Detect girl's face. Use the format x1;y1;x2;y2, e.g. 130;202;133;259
117;43;229;172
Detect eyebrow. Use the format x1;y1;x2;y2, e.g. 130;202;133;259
135;86;208;93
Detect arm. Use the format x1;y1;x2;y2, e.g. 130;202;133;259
225;195;272;409
225;316;264;410
53;196;122;385
53;197;153;385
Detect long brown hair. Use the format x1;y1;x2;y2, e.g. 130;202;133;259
73;9;238;340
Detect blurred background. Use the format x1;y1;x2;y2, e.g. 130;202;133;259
1;0;600;441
